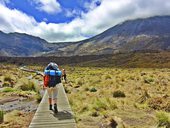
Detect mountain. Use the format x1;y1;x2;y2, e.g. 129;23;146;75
0;31;52;56
0;16;170;56
46;16;170;56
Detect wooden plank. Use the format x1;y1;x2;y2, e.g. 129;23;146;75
29;123;76;128
29;84;76;128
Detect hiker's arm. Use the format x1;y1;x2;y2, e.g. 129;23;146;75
36;71;44;76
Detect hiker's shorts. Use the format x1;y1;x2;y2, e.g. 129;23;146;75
47;83;61;99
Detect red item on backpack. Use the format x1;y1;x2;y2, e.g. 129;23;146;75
44;75;50;87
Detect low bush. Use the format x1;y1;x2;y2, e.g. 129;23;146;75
113;90;126;98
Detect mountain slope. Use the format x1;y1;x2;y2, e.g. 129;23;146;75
45;16;170;56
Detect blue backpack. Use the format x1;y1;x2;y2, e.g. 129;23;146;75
44;70;62;87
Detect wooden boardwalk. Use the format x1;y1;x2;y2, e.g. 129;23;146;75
29;84;76;128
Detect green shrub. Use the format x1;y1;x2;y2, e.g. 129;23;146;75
2;87;15;92
90;87;97;92
156;111;170;127
113;90;126;98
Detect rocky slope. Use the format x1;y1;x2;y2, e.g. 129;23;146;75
49;16;170;56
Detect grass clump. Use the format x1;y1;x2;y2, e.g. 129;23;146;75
2;82;11;87
35;93;42;103
105;74;112;80
144;77;154;84
15;79;36;91
113;90;126;98
91;111;99;117
93;98;108;111
4;76;12;82
156;111;170;127
76;78;84;86
92;98;117;111
148;97;170;112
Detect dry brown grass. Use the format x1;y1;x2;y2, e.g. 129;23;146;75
0;64;42;127
1;110;34;128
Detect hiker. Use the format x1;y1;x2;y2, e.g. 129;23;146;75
43;62;62;113
62;69;67;83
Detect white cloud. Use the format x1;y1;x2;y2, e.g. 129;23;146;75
65;9;82;18
0;4;37;33
0;0;170;42
33;0;61;14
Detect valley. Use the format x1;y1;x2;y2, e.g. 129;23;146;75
0;52;170;127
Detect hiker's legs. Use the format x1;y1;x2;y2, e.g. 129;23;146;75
47;87;53;110
52;84;60;112
52;85;58;104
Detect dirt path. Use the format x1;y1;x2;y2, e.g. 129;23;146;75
0;97;20;104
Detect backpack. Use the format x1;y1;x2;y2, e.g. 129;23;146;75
44;70;62;87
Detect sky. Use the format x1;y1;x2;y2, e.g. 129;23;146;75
0;0;170;42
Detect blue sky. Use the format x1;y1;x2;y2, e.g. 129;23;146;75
6;0;98;23
0;0;170;42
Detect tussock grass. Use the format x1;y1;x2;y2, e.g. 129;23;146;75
65;67;170;128
156;111;170;127
2;110;34;128
15;78;36;91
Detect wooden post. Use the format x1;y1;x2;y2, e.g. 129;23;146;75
0;110;4;123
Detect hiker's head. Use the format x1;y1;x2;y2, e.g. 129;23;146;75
46;62;59;70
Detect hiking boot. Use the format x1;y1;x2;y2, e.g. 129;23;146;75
54;104;58;113
49;105;53;110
